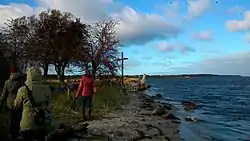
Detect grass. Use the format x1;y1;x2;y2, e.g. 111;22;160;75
0;80;129;136
50;82;129;129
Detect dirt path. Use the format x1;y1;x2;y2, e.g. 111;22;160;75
84;92;181;141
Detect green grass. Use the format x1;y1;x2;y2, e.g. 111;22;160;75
50;82;129;128
0;81;129;134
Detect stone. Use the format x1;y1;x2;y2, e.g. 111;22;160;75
152;107;166;116
182;100;198;111
181;101;197;107
171;120;181;124
162;112;179;120
113;130;124;137
185;116;198;122
155;93;163;98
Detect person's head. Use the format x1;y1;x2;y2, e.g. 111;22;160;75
9;66;19;74
25;67;42;84
84;69;91;77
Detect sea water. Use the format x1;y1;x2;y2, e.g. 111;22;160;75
146;76;250;141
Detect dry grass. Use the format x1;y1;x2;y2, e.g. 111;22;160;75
50;82;129;128
0;80;129;134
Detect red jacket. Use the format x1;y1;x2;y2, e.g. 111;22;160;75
76;76;94;97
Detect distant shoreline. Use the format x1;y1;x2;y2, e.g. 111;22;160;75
45;74;245;79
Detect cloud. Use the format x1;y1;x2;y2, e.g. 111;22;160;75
177;44;195;55
187;0;211;19
227;5;245;14
156;42;195;55
38;0;113;22
113;7;182;45
0;3;36;26
170;51;250;76
164;1;180;18
244;34;250;43
193;30;213;41
0;0;182;46
226;11;250;32
124;59;141;69
156;42;174;53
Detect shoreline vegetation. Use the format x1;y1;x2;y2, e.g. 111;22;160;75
0;8;179;140
44;74;244;80
46;77;180;141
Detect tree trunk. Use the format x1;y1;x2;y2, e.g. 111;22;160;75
55;62;66;85
92;67;96;79
59;73;65;84
43;63;49;82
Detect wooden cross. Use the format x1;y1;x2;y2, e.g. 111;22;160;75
118;52;128;85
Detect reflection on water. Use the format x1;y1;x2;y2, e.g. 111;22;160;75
146;76;250;141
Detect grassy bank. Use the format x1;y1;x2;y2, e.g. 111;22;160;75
0;81;129;138
50;83;129;128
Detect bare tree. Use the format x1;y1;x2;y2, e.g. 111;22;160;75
86;20;121;79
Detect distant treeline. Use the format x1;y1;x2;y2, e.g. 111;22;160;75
46;74;121;80
45;74;243;80
125;74;243;78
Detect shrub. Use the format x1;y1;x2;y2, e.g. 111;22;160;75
50;82;128;128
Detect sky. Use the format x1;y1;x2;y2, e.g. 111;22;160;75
1;0;250;75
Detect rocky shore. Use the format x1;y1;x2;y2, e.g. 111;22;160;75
70;92;182;141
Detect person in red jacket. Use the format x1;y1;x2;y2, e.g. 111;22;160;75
75;70;95;121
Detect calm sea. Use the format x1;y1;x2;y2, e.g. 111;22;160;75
146;76;250;141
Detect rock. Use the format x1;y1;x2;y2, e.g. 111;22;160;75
151;93;163;99
146;84;151;88
113;130;124;137
152;107;166;116
182;100;197;107
164;136;171;141
184;106;195;111
145;107;154;111
182;100;198;111
157;103;172;110
185;116;198;122
108;130;113;134
171;120;181;124
140;102;153;109
162;112;179;120
156;93;163;98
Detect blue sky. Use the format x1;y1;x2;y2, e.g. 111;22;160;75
1;0;250;75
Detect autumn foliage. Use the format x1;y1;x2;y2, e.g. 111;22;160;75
0;9;121;83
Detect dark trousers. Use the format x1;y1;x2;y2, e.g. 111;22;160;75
21;129;46;141
9;109;22;141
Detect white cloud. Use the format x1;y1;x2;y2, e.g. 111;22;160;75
193;30;213;41
156;42;195;55
187;0;211;19
0;0;182;46
156;42;174;52
0;3;36;26
124;59;141;69
38;0;112;23
113;6;182;45
176;44;195;55
244;34;250;43
227;5;245;14
170;51;250;76
226;11;250;32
